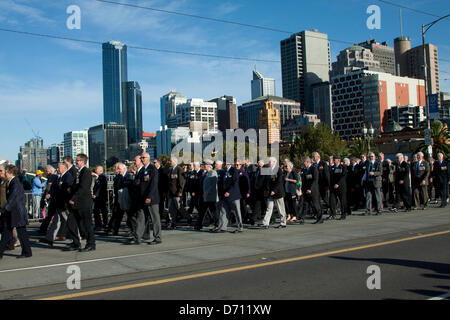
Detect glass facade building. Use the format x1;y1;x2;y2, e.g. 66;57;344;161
126;81;143;144
103;41;128;125
88;123;128;168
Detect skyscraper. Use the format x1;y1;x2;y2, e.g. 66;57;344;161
251;69;275;100
330;45;384;77
160;91;187;127
280;29;330;113
208;96;237;131
103;41;128;125
64;130;89;165
358;39;395;75
18;137;47;172
88;123;128;168
126;81;143;144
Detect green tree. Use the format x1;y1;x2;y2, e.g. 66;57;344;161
416;120;450;157
287;123;348;168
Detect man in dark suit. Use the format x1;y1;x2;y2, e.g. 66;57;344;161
431;153;449;208
301;156;322;224
347;158;361;212
392;153;412;212
130;153;161;245
357;154;368;209
312;152;330;216
235;159;251;224
260;157;287;229
0;165;32;259
216;160;243;233
153;159;169;221
362;152;383;215
66;154;95;252
329;155;347;220
92;166;108;230
167;157;185;229
39;165;59;234
412;152;430;210
249;160;267;226
186;162;204;226
40;162;75;247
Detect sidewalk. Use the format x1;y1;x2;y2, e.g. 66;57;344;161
0;206;449;293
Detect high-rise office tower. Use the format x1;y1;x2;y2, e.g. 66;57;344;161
209;96;237;131
251;69;275;100
103;41;128;125
88;123;128;168
330;45;384;77
160;91;187;127
126;81;143;144
64;130;89;166
358;39;395;75
280;29;330;113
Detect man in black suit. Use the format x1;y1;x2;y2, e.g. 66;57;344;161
66;154;95;252
312;152;330;216
362;152;383;215
40;162;75;247
249;160;266;226
357;154;368;209
130;153;161;244
92;166;108;230
167;157;185;229
0;165;32;259
153;159;169;221
186;162;204;226
62;155;80;238
216;160;243;233
392;153;412;212
260;157;287;229
412;152;430;210
329;155;348;220
301;156;322;224
39;165;59;234
431;153;449;208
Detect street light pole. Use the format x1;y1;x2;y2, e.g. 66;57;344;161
421;14;450;157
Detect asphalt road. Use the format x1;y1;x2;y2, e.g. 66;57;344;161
26;229;450;300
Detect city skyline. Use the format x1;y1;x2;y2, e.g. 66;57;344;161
1;0;450;162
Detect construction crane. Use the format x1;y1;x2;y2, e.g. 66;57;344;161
24;118;40;172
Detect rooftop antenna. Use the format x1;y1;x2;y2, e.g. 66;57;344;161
399;8;403;37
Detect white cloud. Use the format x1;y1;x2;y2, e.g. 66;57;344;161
0;0;54;24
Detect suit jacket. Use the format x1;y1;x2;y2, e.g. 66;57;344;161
135;164;159;207
315;160;330;189
54;171;75;210
168;166;185;196
357;160;368;184
301;165;319;196
433;160;449;182
188;169;204;196
1;177;28;228
93;174;108;203
70;166;93;210
347;164;360;190
412;160;430;186
330;164;347;191
238;167;251;197
202;170;218;203
223;166;241;202
264;166;285;199
395;161;411;189
216;169;226;200
158;166;169;194
0;179;7;208
362;161;383;188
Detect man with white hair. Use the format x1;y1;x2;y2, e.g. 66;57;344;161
412;152;430;210
186;161;204;226
39;165;58;234
392;153;412;212
167;157;185;229
260;157;287;229
362;152;383;215
431;153;449;208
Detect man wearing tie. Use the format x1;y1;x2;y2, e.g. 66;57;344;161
362;152;383;215
301;157;322;224
66;154;95;252
329;155;347;220
392;153;412;212
412;152;430;210
167;157;185;229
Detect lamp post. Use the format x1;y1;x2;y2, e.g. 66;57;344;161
362;123;375;153
422;14;450;156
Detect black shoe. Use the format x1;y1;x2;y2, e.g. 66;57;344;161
275;225;286;229
127;239;141;245
299;219;305;225
233;229;243;233
79;245;96;252
17;254;32;259
390;208;398;213
312;218;324;224
39;238;53;247
339;216;346;220
63;245;80;252
211;229;226;233
326;215;336;220
258;224;269;229
149;239;162;245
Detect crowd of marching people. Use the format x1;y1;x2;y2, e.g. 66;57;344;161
0;150;449;259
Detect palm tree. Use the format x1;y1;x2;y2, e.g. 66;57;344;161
416;120;450;157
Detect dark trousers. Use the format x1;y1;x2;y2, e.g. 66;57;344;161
438;178;448;206
93;200;108;228
284;193;297;218
413;183;428;208
108;204;126;233
67;207;95;247
250;193;266;221
0;225;32;257
394;183;412;210
319;186;330;212
0;218;15;250
301;193;321;220
39;201;56;234
197;201;217;228
330;187;347;217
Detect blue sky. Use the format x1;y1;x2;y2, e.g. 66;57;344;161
1;0;449;162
